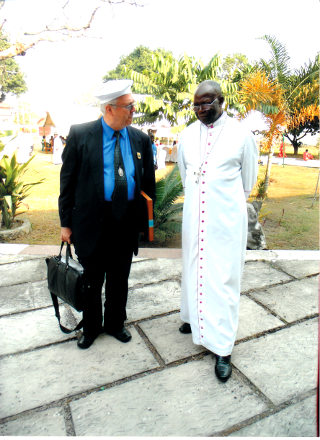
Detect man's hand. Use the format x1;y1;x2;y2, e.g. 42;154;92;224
61;227;72;244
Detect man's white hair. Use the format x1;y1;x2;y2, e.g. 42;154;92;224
100;98;118;115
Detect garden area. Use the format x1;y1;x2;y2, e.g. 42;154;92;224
0;141;318;250
1;34;319;251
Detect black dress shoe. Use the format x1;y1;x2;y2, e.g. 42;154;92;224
179;322;192;334
106;327;132;343
215;355;232;382
77;334;96;349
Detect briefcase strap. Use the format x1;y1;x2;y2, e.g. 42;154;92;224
59;241;74;265
50;292;83;334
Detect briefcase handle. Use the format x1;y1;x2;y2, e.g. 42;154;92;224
59;241;74;267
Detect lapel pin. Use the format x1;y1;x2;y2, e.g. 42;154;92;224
137;152;141;159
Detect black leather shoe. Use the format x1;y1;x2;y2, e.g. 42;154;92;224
215;355;232;382
179;323;191;334
77;334;96;349
106;327;132;343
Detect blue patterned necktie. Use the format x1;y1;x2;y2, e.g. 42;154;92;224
111;131;128;220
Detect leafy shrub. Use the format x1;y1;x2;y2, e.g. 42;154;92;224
154;164;183;243
0;154;44;229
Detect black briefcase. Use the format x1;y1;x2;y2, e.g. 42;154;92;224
46;242;84;333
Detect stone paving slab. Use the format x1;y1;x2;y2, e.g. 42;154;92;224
0;258;47;287
241;261;293;292
230;394;317;437
266;250;320;261
236;295;284;340
251;276;318;323
0;306;76;356
129;258;182;287
272;259;319;278
0;280;51;315
138;296;285;364
0;251;318;436
0;254;41;265
127;280;180;322
232;318;317;405
70;356;268;436
0;407;67;436
0;243;29;255
0;327;159;419
139;313;205;363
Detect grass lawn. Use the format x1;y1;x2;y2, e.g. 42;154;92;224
1;144;319;250
252;164;319;250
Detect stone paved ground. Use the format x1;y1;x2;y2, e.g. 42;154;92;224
0;245;318;436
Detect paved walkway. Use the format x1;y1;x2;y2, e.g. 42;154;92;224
0;244;318;436
260;155;320;168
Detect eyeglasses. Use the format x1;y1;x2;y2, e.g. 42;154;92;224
193;98;218;112
109;103;136;111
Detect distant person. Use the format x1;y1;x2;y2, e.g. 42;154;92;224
157;141;166;169
52;132;63;165
171;140;178;162
303;149;314;161
41;136;46;151
177;80;258;383
49;136;54;152
150;134;158;170
278;141;286;158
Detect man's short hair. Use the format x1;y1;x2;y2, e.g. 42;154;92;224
196;80;223;96
100;98;118;115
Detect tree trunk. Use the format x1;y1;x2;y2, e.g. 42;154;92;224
264;142;275;196
292;142;299;155
284;132;301;156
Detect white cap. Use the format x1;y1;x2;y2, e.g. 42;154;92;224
96;79;133;104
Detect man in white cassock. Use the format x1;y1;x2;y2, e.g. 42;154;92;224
177;80;258;382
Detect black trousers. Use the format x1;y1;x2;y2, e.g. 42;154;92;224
78;202;136;337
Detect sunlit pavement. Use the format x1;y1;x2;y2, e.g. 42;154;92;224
0;244;318;436
259;156;320;168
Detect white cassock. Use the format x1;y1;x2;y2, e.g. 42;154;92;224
178;112;258;356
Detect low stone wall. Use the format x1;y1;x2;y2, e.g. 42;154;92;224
0;219;32;240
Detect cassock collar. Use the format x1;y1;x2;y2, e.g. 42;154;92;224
200;111;226;130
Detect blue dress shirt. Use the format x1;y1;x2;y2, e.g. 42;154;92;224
101;118;135;201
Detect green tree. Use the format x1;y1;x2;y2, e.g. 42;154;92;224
0;32;27;100
103;45;172;81
257;35;319;154
221;53;250;81
237;36;319;197
125;51;239;126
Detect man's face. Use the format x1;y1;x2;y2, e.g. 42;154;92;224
110;93;136;129
193;90;223;125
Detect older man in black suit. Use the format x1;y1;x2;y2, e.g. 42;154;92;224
59;80;155;349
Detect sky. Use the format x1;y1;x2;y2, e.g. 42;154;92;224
1;0;319;131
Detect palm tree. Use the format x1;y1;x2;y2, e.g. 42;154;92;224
238;35;319;195
258;35;319;154
126;51;239;127
238;69;285;196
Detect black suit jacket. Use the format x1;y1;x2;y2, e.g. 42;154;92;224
59;118;155;258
